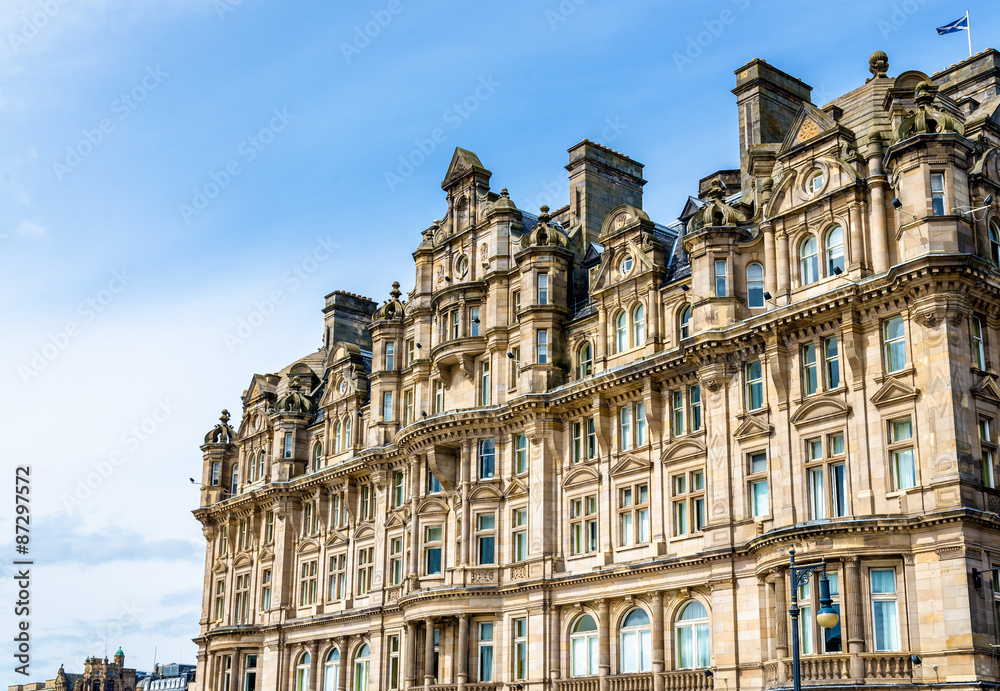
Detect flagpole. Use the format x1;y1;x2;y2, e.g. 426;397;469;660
967;9;972;58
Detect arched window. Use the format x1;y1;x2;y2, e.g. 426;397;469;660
620;608;652;673
257;451;266;482
615;311;628;353
344;416;352;449
579;342;593;378
313;442;323;472
354;644;370;691
632;304;645;347
334;420;343;454
679;306;691;340
800;235;819;285
990;221;1000;266
295;651;311;691
230;464;239;495
746;263;765;308
826;225;845;275
571;614;599;677
323;649;340;691
675;600;710;669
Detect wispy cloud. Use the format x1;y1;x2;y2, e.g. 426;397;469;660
16;219;46;236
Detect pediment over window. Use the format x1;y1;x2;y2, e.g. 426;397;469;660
870;377;920;408
563;464;601;489
734;415;773;441
384;513;404;529
326;532;348;548
469;484;503;501
233;554;251;569
353;525;375;541
790;396;851;428
297;538;320;554
258;546;274;561
610;453;652;477
661;437;707;463
416;497;450;515
972;376;1000;406
780;104;838;151
504;477;529;498
212;559;227;574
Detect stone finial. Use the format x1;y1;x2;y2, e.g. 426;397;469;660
220;409;230;424
914;80;937;105
538;205;551;223
389;281;402;300
869;50;889;79
500;188;509;197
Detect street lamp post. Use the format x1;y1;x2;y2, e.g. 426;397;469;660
787;547;840;691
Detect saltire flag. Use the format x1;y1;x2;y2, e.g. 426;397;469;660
937;15;969;35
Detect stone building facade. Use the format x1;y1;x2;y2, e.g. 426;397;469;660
192;50;1000;691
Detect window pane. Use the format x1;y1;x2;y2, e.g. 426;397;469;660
873;601;900;651
871;569;896;594
621;631;637;673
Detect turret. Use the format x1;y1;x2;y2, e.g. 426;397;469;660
200;410;237;507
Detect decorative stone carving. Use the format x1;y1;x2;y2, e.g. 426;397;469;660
470;569;496;584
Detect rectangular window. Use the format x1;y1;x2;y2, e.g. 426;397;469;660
471;307;481;337
619;406;631;451
356;546;373;595
358;484;370;521
389;537;403;585
404;389;414;426
451;310;460;340
512;508;528;562
930;172;946;216
746;360;763;410
690;385;702;431
393;471;405;507
824;336;840;389
749;452;769;517
587;418;597;459
803;344;818;395
261;569;271;611
715;259;727;297
328;554;346;600
672;390;684;436
434;380;444;414
512;346;521;382
973;316;987;370
215;579;225;620
512;290;521;316
570;495;598;554
383;392;394;421
514;435;528;475
211;461;220;485
636;402;647;446
388;635;400;691
871;569;901;651
477;513;496;565
572;421;583;463
299;559;317;606
427;469;442;494
425;526;443;575
981;418;996;488
889;417;917;490
233;572;249;624
303;503;314;536
883;316;907;373
479;439;496;479
537;273;549;305
283;432;293;459
619;483;649;546
513;618;527;680
480;360;491;406
672;470;705;535
537;330;548;365
478;622;494;682
406;338;415;367
265;511;274;543
385;342;395;371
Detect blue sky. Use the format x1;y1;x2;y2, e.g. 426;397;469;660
1;0;996;679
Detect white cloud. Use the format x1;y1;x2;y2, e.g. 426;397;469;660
17;219;46;236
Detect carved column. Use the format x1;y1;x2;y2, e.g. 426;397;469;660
866;136;889;274
776;229;789;299
231;648;243;691
598;307;608;363
424;618;437;686
307;641;320;691
549;604;562;683
763;221;777;298
848;202;866;271
457;614;470;686
338;636;351;691
773;569;788;683
409;458;421;582
844;557;865;680
647;285;659;343
461;439;473;566
652;591;665;691
405;624;418;689
597;599;611;691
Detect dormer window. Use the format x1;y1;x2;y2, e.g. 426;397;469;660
805;169;824;195
619;255;633;276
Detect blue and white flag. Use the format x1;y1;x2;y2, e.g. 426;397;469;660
937;15;969;34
